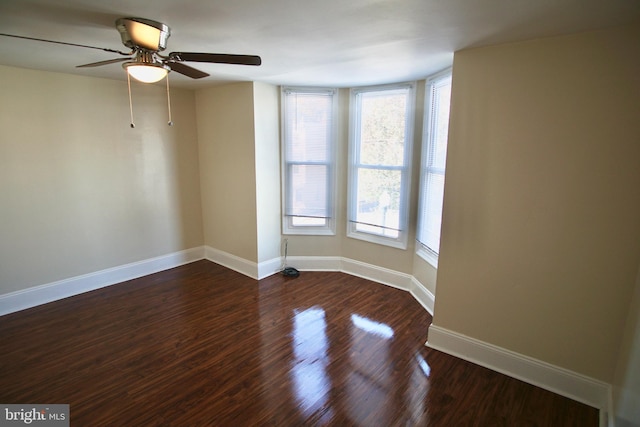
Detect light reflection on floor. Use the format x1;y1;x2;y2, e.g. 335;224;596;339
290;306;333;419
408;352;431;424
351;313;394;339
416;352;431;377
346;313;395;425
286;305;433;425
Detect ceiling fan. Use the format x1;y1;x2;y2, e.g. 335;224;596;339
0;17;262;83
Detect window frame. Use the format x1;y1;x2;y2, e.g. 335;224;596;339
281;86;338;236
416;69;453;267
347;82;416;249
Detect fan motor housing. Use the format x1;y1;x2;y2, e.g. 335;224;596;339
116;17;171;51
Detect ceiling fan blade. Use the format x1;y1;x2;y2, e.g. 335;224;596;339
77;57;131;68
0;33;132;56
169;52;262;66
167;62;209;79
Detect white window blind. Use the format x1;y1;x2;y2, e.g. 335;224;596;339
348;83;415;248
282;88;336;234
417;71;452;263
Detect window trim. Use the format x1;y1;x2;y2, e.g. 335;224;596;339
416;69;452;267
347;82;416;249
281;86;338;236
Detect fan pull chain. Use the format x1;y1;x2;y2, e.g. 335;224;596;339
166;74;173;126
127;72;135;128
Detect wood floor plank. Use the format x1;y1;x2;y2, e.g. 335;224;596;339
0;260;598;426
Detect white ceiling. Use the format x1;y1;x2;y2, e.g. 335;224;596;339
1;0;639;89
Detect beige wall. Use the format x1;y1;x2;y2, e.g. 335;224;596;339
433;25;640;382
196;82;259;262
0;65;203;294
253;82;282;264
196;81;281;265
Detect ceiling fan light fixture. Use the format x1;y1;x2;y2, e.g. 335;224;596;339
124;63;169;83
116;17;171;51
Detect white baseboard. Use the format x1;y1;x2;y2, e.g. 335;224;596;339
341;258;413;291
0;246;205;316
204;246;259;279
426;324;612;413
409;277;435;316
277;255;434;314
203;246;282;280
257;257;283;279
276;255;434;315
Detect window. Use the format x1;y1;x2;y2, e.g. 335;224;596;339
281;87;337;235
348;83;415;248
417;70;452;266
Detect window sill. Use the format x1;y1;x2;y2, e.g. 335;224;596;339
416;246;438;269
347;229;407;250
283;227;336;236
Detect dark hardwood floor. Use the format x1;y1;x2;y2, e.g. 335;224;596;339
0;260;598;426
